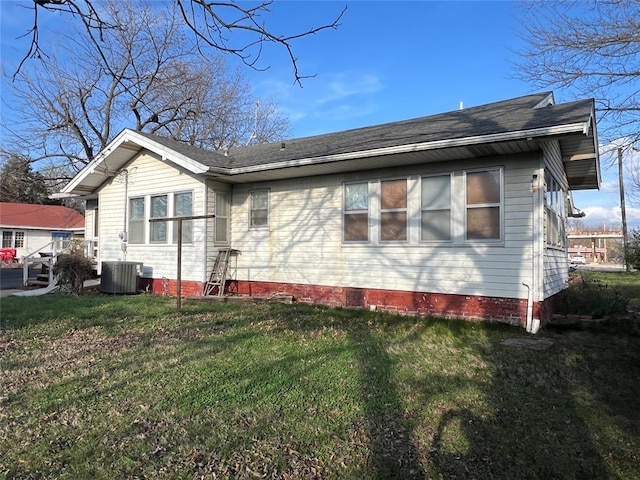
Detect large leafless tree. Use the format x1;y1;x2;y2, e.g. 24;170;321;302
516;0;639;146
17;0;346;86
3;0;291;184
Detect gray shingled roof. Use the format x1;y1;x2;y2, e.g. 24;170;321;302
133;92;594;171
59;92;600;196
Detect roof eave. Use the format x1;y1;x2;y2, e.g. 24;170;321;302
224;123;590;176
61;129;211;196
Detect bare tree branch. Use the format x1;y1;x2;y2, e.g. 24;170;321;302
515;0;640;146
14;0;346;87
3;0;291;183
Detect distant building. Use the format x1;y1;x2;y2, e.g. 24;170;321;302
0;202;85;258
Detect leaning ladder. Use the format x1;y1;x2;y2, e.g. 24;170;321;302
204;248;234;297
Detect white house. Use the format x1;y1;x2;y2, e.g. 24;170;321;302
58;92;600;331
0;202;85;259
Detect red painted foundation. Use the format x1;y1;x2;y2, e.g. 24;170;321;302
138;277;540;326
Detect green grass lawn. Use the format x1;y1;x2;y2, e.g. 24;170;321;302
1;293;639;479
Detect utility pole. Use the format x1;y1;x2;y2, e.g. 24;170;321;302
618;147;629;272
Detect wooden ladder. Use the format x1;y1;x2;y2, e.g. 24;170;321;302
204;248;232;296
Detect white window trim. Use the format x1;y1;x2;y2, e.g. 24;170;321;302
463;167;504;244
343;181;371;243
379;178;409;243
214;191;230;244
2;230;26;249
420;173;453;243
249;189;270;229
342;168;505;246
172;191;194;245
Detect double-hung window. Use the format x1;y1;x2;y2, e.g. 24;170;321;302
128;198;145;244
421;174;452;241
150;194;168;243
215;192;229;242
2;231;24;248
465;169;502;241
380;179;407;241
343;182;369;242
173;192;193;243
250;190;269;228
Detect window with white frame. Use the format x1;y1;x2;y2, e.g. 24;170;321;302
421;174;452;241
128;198;145;244
2;230;25;248
545;171;566;247
172;192;193;243
150;195;168;242
343;182;369;242
250;189;269;228
380;179;407;241
465;169;502;241
342;168;504;245
215;192;229;243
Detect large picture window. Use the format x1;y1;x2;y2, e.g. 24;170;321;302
250;190;269;227
150;195;168;242
380;179;407;241
343;182;369;242
465;169;502;241
421;175;451;241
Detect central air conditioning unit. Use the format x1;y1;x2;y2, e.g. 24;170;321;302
100;261;143;294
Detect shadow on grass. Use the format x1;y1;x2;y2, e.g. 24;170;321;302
2;300;639;479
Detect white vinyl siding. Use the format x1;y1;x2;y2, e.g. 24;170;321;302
231;154;537;301
96;151;207;281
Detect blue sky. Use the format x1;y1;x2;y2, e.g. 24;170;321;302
0;0;635;227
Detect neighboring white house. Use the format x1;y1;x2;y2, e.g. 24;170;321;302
58;92;600;331
0;202;85;259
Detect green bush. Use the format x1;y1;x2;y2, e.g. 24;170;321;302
625;228;640;270
557;273;628;318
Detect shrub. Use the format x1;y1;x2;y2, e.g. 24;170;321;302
556;273;628;319
54;247;94;295
625;228;640;270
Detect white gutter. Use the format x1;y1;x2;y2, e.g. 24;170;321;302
224;122;590;176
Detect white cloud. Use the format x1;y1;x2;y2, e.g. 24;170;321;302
580;205;640;229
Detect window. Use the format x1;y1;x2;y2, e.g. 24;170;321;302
173;192;193;243
380;179;407;241
215;192;229;243
128;198;145;244
52;232;71;249
421;175;451;241
250;190;269;227
2;231;25;248
15;231;24;248
150;195;168;242
545;171;566;247
343;182;368;242
465;169;502;241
